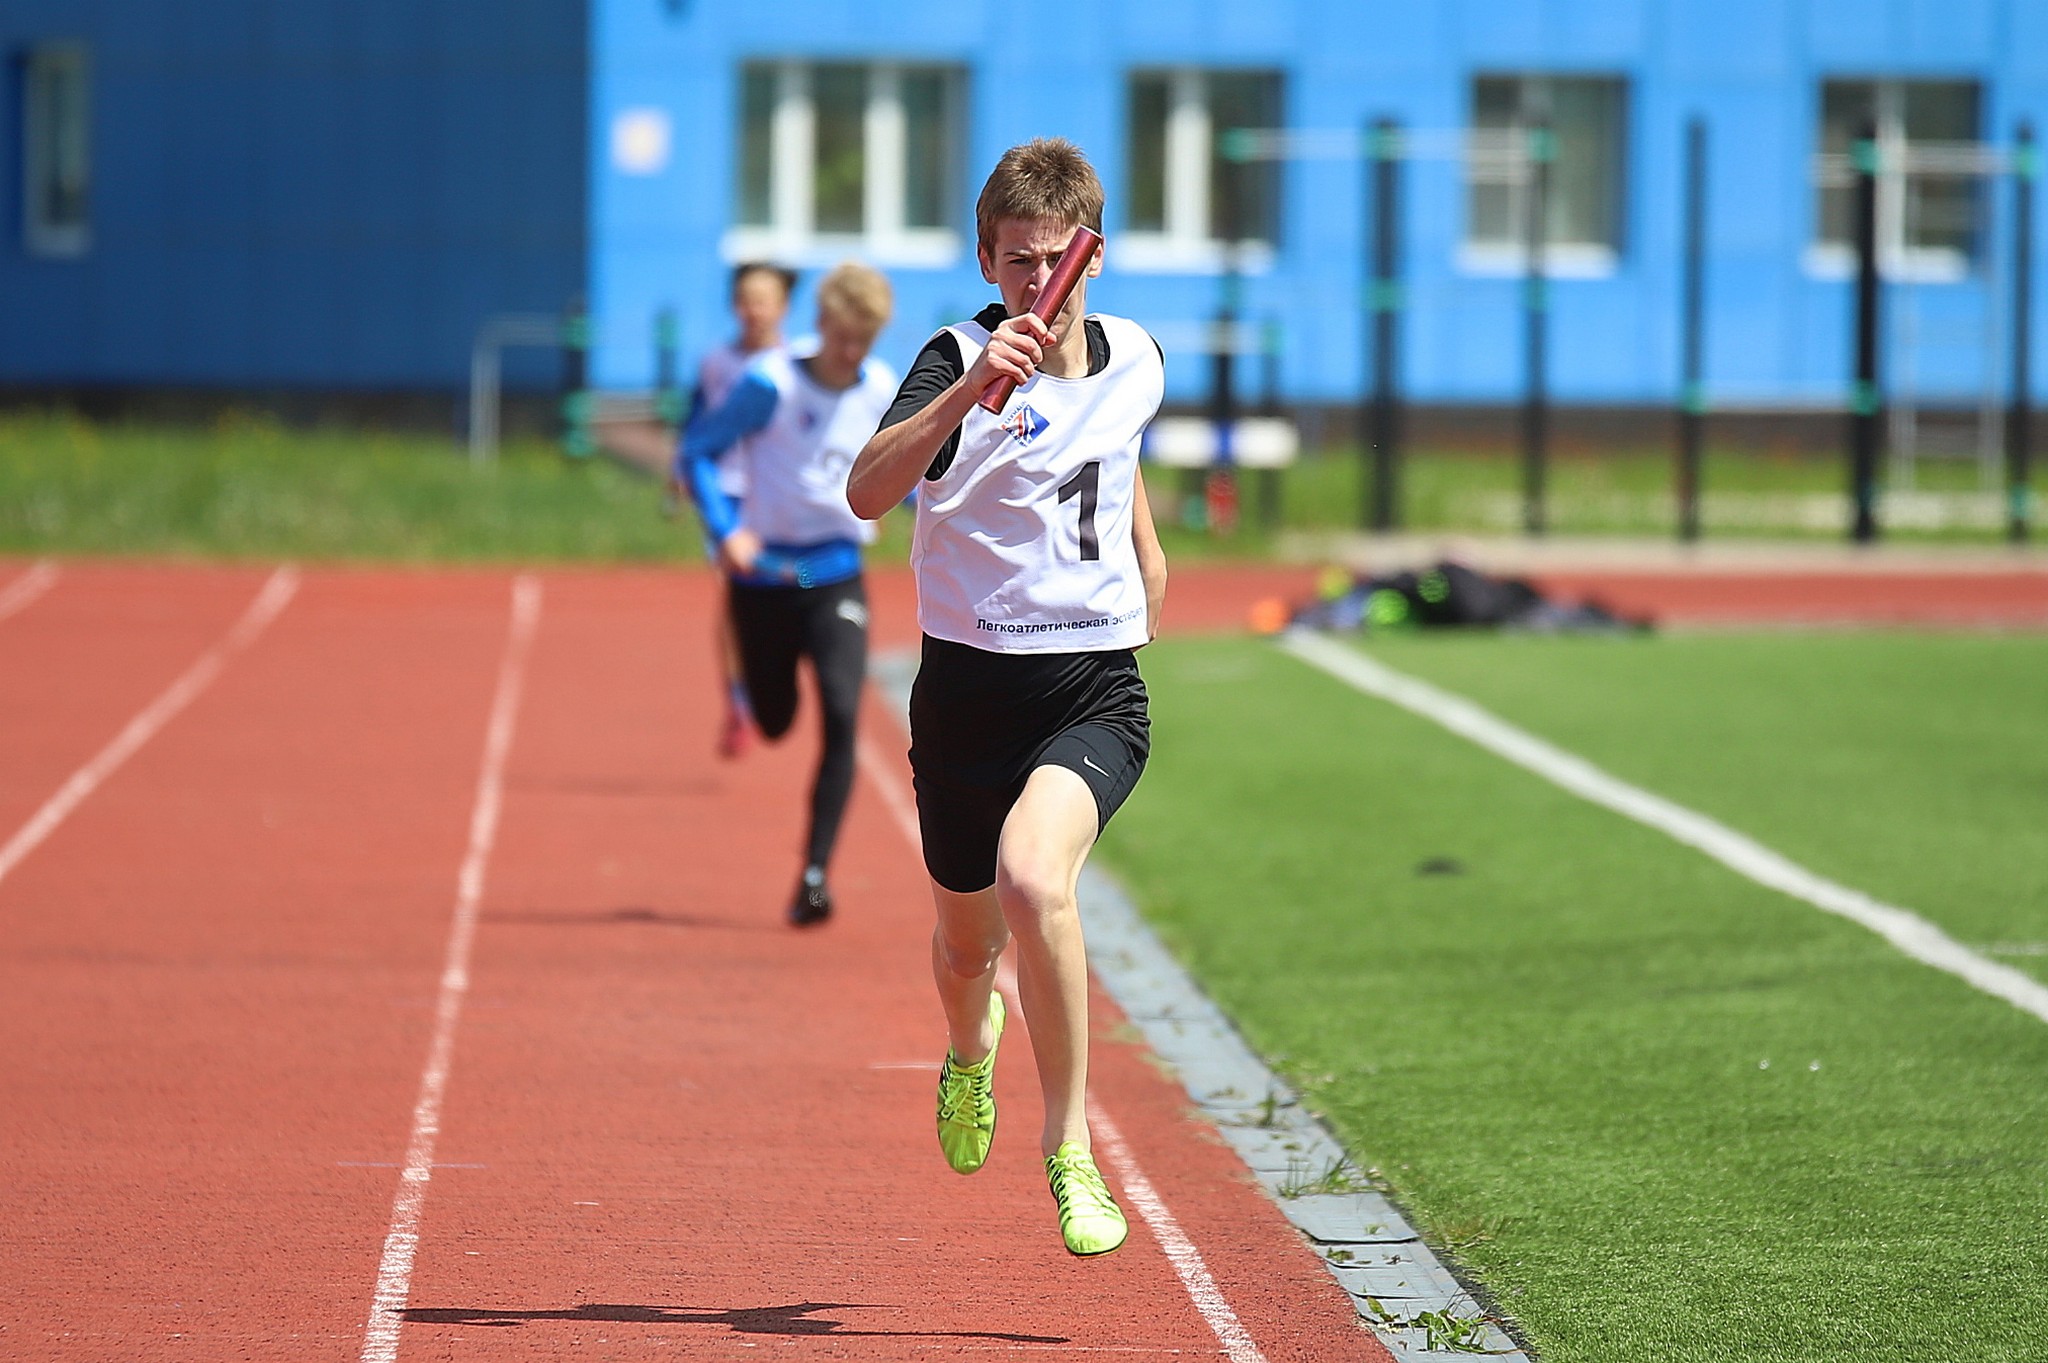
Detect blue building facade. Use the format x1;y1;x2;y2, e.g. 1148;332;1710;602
1;0;587;391
10;1;2048;411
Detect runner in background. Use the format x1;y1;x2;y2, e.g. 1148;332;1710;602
689;263;798;759
676;263;898;927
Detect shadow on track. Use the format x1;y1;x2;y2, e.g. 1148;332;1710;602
515;775;726;798
401;1300;1068;1343
483;905;780;933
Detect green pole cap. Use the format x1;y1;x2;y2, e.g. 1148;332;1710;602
1850;380;1881;416
1850;139;1880;175
562;315;592;349
1367;280;1406;313
1680;381;1708;416
1218;128;1257;163
1527;128;1557;163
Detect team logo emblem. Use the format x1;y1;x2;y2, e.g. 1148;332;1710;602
1000;404;1049;444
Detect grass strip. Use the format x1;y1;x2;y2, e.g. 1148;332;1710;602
4;412;2037;564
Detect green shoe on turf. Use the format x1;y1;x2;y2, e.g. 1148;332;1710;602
1044;1141;1128;1256
936;991;1005;1174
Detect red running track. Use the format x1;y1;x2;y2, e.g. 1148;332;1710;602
0;560;1380;1362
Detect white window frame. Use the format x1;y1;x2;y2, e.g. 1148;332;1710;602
22;42;91;259
724;60;962;269
1118;68;1277;276
1805;80;1987;285
1459;75;1625;280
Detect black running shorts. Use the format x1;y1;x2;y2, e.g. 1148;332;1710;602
908;634;1150;894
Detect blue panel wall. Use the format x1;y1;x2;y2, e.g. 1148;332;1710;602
0;0;587;389
590;0;2048;410
9;0;2048;405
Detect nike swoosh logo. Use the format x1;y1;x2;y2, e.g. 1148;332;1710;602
1081;755;1111;778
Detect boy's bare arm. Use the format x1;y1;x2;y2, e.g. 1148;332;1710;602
847;378;980;519
1131;469;1168;644
847;315;1054;520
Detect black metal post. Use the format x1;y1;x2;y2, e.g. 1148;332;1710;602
561;295;594;459
1261;317;1283;416
1522;120;1552;537
1677;118;1707;542
1259;317;1284;529
1204;267;1241;533
654;306;682;430
1210;280;1239;438
1849;121;1881;543
2009;120;2035;544
1367;116;1404;532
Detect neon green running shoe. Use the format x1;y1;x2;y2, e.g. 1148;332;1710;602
936;991;1005;1174
1044;1142;1128;1256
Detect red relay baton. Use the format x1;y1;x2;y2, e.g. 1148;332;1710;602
976;225;1104;414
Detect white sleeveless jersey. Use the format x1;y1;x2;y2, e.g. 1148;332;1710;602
740;349;897;547
913;313;1163;653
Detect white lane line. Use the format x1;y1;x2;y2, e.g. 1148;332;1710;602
359;575;542;1363
855;732;921;846
0;559;59;625
1088;1102;1268;1363
0;565;300;893
1281;628;2048;1029
858;690;1270;1363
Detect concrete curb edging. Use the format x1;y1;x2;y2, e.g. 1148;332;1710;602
1076;862;1529;1362
871;652;1529;1361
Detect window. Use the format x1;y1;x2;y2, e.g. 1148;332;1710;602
22;43;90;258
1813;79;1983;280
730;61;964;267
1122;69;1281;272
1465;74;1627;275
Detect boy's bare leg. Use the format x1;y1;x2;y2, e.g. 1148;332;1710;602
714;607;752;757
931;883;1008;1063
994;765;1102;1156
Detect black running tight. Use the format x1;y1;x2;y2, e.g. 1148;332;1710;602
727;576;868;871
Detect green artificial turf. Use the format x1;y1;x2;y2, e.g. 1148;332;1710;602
1363;631;2048;978
1098;632;2048;1362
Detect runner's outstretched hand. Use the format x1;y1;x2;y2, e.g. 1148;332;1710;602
720;527;763;576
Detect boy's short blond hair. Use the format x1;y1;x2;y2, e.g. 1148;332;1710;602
816;261;893;330
975;138;1105;253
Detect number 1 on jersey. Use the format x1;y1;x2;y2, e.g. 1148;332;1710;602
1057;460;1101;562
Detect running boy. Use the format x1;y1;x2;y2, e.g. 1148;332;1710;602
678;262;897;927
846;140;1167;1255
690;262;799;759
